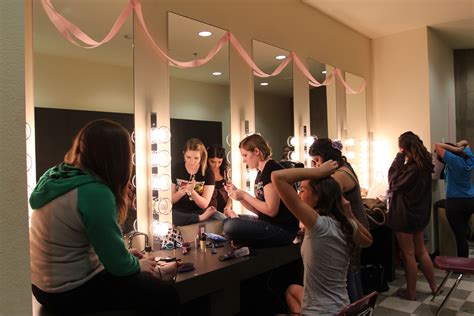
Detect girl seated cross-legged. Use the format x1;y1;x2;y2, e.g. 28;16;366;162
223;134;299;247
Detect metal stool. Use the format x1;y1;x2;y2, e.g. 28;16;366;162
431;256;474;316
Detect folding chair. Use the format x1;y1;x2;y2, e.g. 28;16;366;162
338;291;378;316
431;256;474;316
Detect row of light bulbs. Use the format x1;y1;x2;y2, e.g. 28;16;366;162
150;120;173;241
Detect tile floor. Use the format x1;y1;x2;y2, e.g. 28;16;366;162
372;247;474;315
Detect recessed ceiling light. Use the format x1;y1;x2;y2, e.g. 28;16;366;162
198;31;212;37
322;70;327;74
275;55;286;60
260;82;269;86
212;72;222;76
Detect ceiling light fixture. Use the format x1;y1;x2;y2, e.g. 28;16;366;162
198;31;212;37
260;82;269;86
275;55;286;60
212;72;222;76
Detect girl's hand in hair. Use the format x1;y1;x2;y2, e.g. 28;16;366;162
318;160;339;177
457;140;469;148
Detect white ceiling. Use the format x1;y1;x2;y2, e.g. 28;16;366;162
302;0;474;48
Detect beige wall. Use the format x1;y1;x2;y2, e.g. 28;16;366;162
427;28;455;225
34;53;134;113
371;27;430;178
428;29;456;146
170;77;231;149
0;1;32;315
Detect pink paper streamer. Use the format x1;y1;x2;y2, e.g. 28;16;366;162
40;0;367;93
334;69;367;94
41;0;134;48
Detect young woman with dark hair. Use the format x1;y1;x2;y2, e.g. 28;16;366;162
435;140;474;257
207;145;232;215
388;131;437;300
223;134;299;247
171;138;225;226
272;161;372;314
308;138;370;302
29;119;179;315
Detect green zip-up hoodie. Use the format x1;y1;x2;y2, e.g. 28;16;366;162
30;163;139;292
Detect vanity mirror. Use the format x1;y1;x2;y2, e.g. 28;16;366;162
343;72;369;189
307;59;337;139
33;0;135;229
168;13;230;226
253;40;293;161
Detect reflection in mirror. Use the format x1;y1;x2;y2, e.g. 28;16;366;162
308;59;336;138
253;40;293;161
344;72;369;189
33;0;136;232
168;13;230;227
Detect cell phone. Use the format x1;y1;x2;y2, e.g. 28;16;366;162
157;256;177;262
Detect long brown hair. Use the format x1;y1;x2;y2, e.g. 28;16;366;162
183;138;208;176
64;119;132;224
239;134;272;160
307;177;355;256
398;131;434;173
207;145;227;177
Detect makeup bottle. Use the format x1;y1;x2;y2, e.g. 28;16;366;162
199;233;206;251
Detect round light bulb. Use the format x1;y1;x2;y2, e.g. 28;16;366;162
305;136;314;147
346;151;355;159
157;150;171;167
152;174;171;191
287;136;296;147
157;126;171;143
152;220;171;237
345;138;355;147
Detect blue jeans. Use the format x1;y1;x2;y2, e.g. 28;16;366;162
223;215;296;248
347;269;364;302
173;209;227;226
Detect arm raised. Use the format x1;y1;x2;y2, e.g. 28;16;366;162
271;161;338;229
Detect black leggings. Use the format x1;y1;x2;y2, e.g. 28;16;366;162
32;270;179;315
446;197;474;257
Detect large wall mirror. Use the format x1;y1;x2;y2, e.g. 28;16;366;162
344;72;369;190
253;40;293;161
168;12;230;227
307;59;338;139
33;0;136;231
